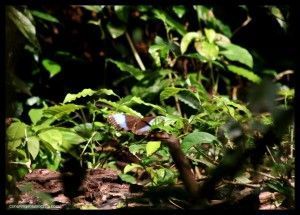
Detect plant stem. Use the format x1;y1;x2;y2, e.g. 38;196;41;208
168;73;182;116
125;32;146;71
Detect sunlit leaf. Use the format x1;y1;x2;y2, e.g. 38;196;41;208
180;32;202;54
119;173;137;184
227;65;261;83
194;41;219;61
172;6;186;18
153;9;187;36
160;87;182;101
81;6;104;13
38;129;62;151
42;59;61;78
124;163;143;174
7;6;40;50
219;43;253;68
63;88;118;104
31;10;59;23
146;141;161;156
28;108;44;124
182;131;219;153
107;59;145;80
27;136;39;159
107;22;126;39
6;122;28;141
204;28;216;43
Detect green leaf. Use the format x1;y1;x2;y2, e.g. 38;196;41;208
180;32;202;54
42;59;61;78
227;65;261;83
219;43;253;68
28;108;44;124
6;122;28;141
63;88;118;104
204;28;216;43
146;141;161;156
181;131;219;153
119;173;137;184
106;22;126;39
31;10;59;23
7;6;40;50
98;98;143;118
81;6;104;13
177;90;201;110
38;129;62;151
27;136;39;159
153;9;187;36
149;43;170;67
172;6;186;18
114;6;129;23
107;59;145;80
63;89;96;103
160;87;182;101
44;104;84;118
8;140;22;151
194;41;219;61
56;128;86;151
123;163;143;174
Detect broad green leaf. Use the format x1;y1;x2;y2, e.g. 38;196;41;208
180;32;202;54
38;129;62;151
172;6;186;18
107;59;145;80
219;43;253;68
31;10;59;23
42;59;61;78
149;43;169;67
195;41;219;61
81;6;104;13
98;98;143;117
63;88;118;104
177;90;201;110
204;28;216;43
160;87;182;101
8;140;22;151
193;6;232;38
56;128;86;151
146;141;161;156
129;144;146;155
114;6;129;23
181;131;219;153
227;65;261;83
153;9;187;36
119;173;137;184
106;22;126;39
27;136;39;159
124;163;143;174
7;6;40;50
28;108;43;124
64;89;96;103
43;104;84;118
6;122;28;141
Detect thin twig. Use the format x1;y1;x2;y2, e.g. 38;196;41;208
168;73;182;116
125;32;146;71
266;145;276;163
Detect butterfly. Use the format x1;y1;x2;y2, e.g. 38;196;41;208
107;113;156;135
